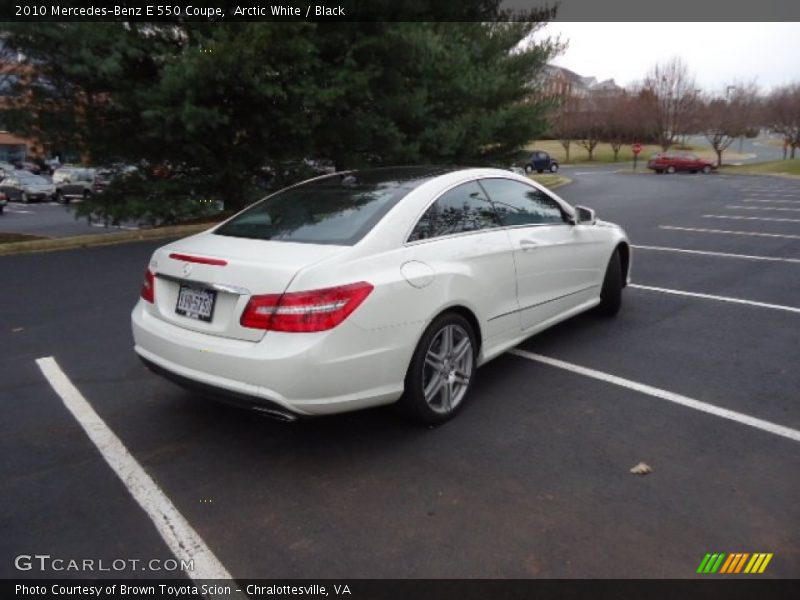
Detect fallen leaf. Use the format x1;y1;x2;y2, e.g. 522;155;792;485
630;462;652;475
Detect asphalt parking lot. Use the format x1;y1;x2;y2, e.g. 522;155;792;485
1;170;798;581
1;200;138;238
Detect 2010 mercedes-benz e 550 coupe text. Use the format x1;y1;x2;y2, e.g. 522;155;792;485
132;167;632;424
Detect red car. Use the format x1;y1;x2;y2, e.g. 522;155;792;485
647;152;716;174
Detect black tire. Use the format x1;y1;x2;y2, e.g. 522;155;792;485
0;205;4;214
549;163;559;173
399;312;478;425
83;190;91;201
55;190;65;204
594;249;623;317
666;165;676;174
21;192;29;204
524;164;533;174
702;165;712;174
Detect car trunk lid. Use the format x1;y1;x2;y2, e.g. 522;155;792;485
147;231;348;341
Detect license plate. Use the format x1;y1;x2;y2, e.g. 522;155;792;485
175;285;217;322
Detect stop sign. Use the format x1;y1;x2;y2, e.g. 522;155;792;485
633;143;642;154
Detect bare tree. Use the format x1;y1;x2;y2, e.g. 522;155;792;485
701;83;760;167
574;95;604;161
642;57;700;151
765;83;800;159
548;95;579;163
597;92;633;161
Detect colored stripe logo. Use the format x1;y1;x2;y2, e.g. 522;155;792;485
697;553;773;574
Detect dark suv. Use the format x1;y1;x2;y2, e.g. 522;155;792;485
525;150;559;174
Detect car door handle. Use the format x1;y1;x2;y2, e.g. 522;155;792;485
520;239;539;251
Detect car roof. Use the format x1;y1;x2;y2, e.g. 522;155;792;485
310;166;466;189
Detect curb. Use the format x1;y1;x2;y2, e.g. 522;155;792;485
0;223;215;257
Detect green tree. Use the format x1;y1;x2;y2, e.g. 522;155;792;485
1;12;559;223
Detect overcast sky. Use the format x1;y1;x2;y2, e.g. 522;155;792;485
536;22;800;92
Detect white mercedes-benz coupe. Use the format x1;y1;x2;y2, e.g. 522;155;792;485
132;167;631;424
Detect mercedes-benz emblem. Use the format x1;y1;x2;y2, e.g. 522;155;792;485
182;262;192;276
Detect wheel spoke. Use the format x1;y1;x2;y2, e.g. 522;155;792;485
452;371;470;386
424;372;444;401
443;326;453;355
425;355;444;370
442;380;454;411
452;337;470;362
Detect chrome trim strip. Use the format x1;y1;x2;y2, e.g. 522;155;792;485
487;284;599;322
155;272;251;296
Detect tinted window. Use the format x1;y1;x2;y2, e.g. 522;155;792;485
480;178;566;226
408;181;500;242
215;171;427;245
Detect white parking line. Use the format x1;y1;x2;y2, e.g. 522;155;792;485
728;205;800;212
659;225;800;240
35;357;233;582
704;214;800;223
742;198;800;204
631;245;800;264
508;349;800;443
628;283;800;314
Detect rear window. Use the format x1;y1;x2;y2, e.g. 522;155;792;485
215;172;421;245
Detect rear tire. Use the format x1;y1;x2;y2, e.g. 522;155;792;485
524;164;533;174
666;165;676;174
594;249;623;317
549;163;559;173
21;192;29;204
702;165;712;174
399;313;477;425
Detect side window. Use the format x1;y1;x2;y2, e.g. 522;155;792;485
408;181;500;242
480;178;566;227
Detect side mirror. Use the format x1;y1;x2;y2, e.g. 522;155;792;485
575;205;596;225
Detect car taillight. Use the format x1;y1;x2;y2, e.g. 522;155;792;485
240;282;373;332
140;269;155;303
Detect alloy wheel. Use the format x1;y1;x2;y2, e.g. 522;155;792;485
422;324;474;414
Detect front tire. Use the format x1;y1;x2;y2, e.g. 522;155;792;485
524;164;533;174
21;192;29;204
702;165;712;174
594;249;623;317
399;313;477;425
549;163;559;173
666;165;676;174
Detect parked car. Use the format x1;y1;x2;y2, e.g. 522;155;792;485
53;167;97;203
525;150;559;174
647;151;716;174
0;171;55;203
14;160;42;175
0;191;7;214
132;166;630;424
0;161;16;177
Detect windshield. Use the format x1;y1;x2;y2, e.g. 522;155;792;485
214;169;438;245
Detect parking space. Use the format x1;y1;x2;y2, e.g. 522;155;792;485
2;171;798;580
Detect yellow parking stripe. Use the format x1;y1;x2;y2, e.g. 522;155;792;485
744;554;760;573
758;554;773;573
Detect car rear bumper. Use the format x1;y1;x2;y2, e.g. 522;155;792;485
131;300;418;416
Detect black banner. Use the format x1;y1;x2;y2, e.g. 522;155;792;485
2;0;800;22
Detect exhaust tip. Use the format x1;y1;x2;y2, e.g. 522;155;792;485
251;405;299;423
